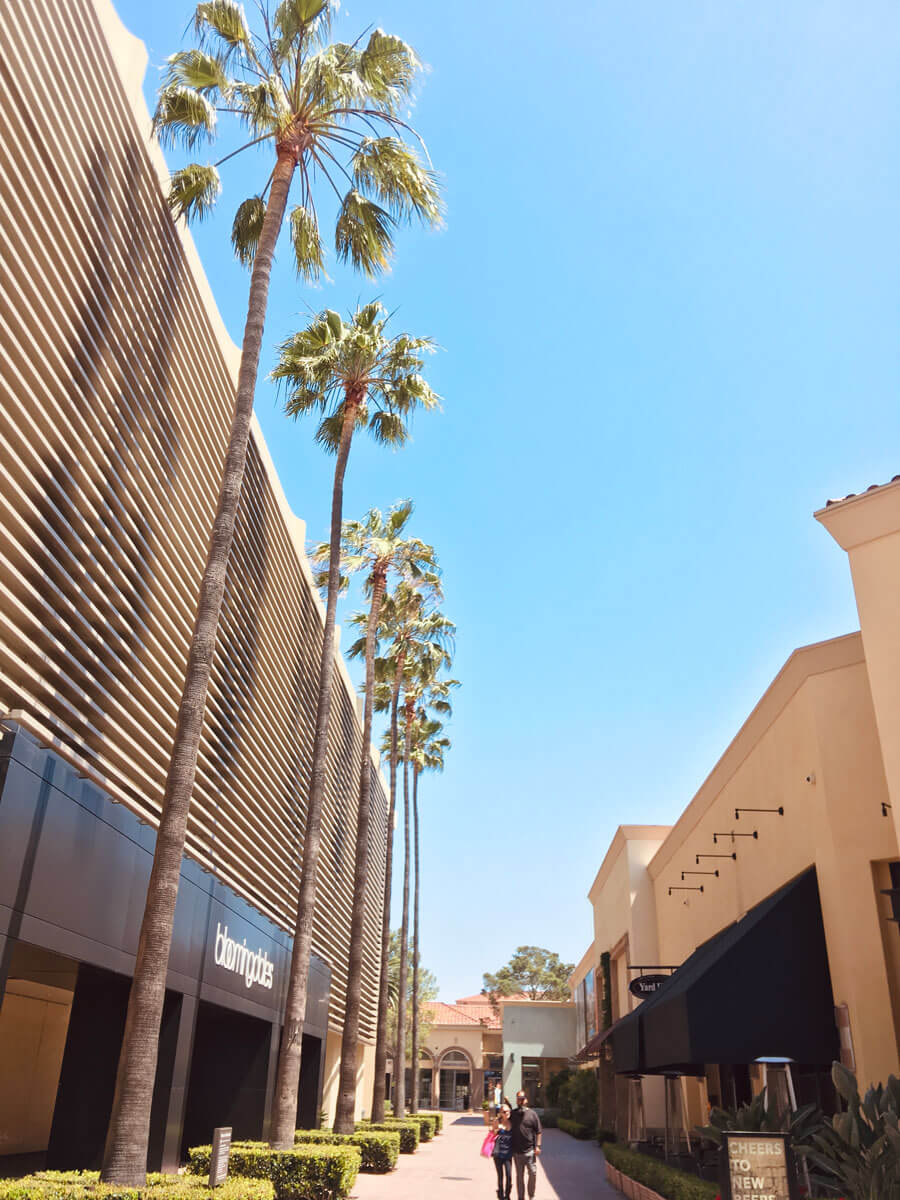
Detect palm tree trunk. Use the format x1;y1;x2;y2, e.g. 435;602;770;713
334;569;387;1133
371;656;403;1122
269;394;360;1147
100;151;297;1186
394;700;413;1116
410;762;420;1114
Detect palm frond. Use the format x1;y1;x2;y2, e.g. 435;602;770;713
351;137;442;224
358;30;420;114
194;0;252;59
290;205;325;281
274;0;331;60
314;410;346;453
368;410;407;447
231;195;266;265
231;79;287;135
153;86;216;149
163;48;230;95
166;162;221;221
335;190;394;278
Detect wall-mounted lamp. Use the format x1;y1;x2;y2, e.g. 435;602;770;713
682;870;718;880
735;807;783;820
509;1052;515;1063
669;885;703;895
713;831;758;844
696;853;736;864
883;802;893;818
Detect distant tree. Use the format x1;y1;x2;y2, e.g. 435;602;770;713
483;946;575;1003
386;930;438;1061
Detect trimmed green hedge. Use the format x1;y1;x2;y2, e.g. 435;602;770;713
293;1129;399;1173
596;1128;617;1145
558;1117;593;1139
386;1115;435;1143
602;1144;718;1200
0;1174;273;1200
186;1141;360;1200
419;1111;442;1134
360;1122;419;1154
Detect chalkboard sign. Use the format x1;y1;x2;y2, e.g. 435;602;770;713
209;1127;233;1188
721;1132;798;1200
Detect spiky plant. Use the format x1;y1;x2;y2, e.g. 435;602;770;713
101;2;441;1183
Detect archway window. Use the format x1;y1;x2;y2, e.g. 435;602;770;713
441;1050;468;1066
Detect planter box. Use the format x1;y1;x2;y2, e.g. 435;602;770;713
605;1162;664;1200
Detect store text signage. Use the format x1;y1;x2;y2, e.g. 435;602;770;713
209;1126;232;1187
629;974;668;998
214;923;275;990
722;1133;795;1200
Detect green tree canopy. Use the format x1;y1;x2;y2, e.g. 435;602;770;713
483;946;575;1003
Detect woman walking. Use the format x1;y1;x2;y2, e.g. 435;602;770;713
491;1102;514;1200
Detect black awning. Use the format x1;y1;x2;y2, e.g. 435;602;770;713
610;867;839;1075
642;867;838;1072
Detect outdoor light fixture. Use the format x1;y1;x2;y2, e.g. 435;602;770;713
696;852;736;864
735;806;783;820
668;885;703;895
883;802;892;818
712;830;758;844
682;870;718;879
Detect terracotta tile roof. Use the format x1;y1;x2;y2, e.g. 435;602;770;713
455;992;529;1005
825;475;900;506
427;1000;502;1029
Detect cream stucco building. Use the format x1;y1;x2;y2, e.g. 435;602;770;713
569;478;900;1144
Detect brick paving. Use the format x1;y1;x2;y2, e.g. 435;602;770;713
350;1116;621;1200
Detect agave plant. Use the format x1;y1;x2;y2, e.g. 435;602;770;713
696;1086;824;1146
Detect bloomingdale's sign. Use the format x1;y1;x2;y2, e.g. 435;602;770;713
214;923;275;990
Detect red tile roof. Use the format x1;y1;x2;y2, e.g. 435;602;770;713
825;475;900;506
427;1001;489;1027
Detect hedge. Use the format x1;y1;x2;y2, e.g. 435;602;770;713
360;1122;419;1154
419;1112;442;1134
385;1115;435;1143
558;1117;593;1139
540;1110;559;1129
602;1144;718;1200
0;1174;273;1200
186;1142;359;1200
293;1130;399;1173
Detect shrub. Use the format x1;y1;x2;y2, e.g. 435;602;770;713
186;1142;360;1200
0;1174;273;1200
596;1127;617;1145
602;1144;718;1200
419;1111;442;1134
558;1069;599;1127
558;1117;592;1139
393;1115;435;1142
546;1069;573;1109
362;1122;419;1154
540;1110;559;1129
292;1129;398;1174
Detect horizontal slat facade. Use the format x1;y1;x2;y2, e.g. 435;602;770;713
0;0;386;1038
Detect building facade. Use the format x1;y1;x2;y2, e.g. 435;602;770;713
570;479;900;1143
0;0;387;1172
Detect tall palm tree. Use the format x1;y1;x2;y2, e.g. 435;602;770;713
269;306;438;1145
311;503;438;1133
407;688;456;1113
358;589;452;1119
102;2;440;1182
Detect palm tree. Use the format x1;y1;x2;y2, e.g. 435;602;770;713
102;2;440;1182
358;588;452;1119
269;306;438;1145
407;690;455;1113
311;503;437;1133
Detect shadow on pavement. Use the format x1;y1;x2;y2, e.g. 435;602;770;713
449;1115;486;1126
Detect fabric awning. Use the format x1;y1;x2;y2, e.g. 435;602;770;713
574;1023;617;1062
610;867;838;1075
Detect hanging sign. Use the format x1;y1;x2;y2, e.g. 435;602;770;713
721;1131;798;1200
209;1126;233;1188
629;974;668;998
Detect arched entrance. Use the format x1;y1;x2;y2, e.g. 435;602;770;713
438;1049;472;1111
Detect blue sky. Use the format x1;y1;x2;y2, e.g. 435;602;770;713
115;0;900;998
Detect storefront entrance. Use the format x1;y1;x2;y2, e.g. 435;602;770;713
438;1051;470;1110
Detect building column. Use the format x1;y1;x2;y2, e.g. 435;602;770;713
159;992;198;1173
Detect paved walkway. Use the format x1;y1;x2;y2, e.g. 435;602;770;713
351;1116;621;1200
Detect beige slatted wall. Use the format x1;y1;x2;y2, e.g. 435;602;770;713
0;0;387;1038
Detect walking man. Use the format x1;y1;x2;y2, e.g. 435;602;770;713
509;1089;542;1200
